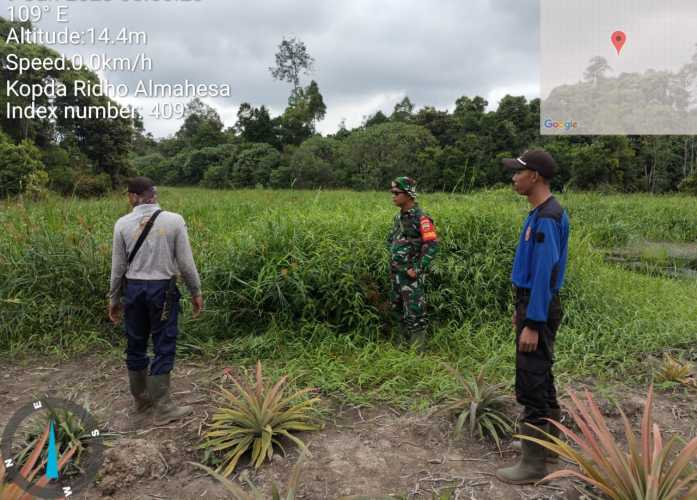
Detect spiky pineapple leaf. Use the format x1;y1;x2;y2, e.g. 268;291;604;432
201;361;320;476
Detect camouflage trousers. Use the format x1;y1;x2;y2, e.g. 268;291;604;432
389;270;428;337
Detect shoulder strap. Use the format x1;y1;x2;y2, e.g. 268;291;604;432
127;210;162;265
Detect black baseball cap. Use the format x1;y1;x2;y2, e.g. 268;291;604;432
127;176;155;195
502;149;557;179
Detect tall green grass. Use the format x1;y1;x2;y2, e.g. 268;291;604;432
1;189;696;407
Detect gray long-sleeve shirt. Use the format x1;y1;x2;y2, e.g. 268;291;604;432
108;203;202;306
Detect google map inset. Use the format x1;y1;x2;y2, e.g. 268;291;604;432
541;0;697;135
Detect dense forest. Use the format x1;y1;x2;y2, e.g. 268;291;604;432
2;16;697;198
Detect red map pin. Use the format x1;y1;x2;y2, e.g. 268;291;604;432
611;31;627;55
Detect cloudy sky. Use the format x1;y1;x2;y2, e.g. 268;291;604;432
3;0;540;137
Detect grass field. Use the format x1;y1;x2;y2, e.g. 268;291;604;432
1;188;696;409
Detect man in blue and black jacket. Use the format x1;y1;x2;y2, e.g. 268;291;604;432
496;149;570;485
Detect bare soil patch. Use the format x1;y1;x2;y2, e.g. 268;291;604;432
1;354;695;499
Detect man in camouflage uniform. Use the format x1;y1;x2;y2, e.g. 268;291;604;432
386;177;439;348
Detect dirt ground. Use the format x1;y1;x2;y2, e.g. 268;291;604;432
1;354;695;499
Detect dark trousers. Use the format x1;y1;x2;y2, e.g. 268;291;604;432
123;279;180;376
514;293;563;426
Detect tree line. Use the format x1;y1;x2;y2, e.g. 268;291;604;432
2;20;697;198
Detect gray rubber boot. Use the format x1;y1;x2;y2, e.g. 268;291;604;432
496;424;549;485
128;368;152;414
509;408;561;463
148;373;193;425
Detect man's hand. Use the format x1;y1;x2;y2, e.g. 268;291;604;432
406;268;417;279
108;303;123;325
192;295;204;318
518;326;539;352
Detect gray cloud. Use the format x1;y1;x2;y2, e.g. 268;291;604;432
3;0;540;136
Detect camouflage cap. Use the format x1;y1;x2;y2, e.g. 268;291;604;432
391;176;417;199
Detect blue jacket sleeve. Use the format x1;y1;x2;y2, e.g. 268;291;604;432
524;218;560;331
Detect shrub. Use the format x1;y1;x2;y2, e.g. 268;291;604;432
655;354;693;387
524;386;697;499
132;152;169;183
284;136;342;189
230;143;281;188
0;140;45;197
200;361;320;476
22;170;50;201
339;122;439;190
42;144;97;196
72;173;112;198
183;145;239;186
678;174;697;195
438;365;513;450
201;163;231;189
160;151;193;185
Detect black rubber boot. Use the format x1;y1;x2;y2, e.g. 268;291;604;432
496;424;549;485
544;408;562;463
148;373;193;425
128;368;152;414
510;408;562;464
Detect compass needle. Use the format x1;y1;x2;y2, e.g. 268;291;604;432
46;420;59;480
1;398;104;499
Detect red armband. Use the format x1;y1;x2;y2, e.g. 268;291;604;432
419;216;437;241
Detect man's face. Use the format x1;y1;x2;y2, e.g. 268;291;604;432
390;189;411;207
512;169;539;195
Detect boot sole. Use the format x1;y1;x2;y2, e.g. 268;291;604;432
509;445;558;464
153;408;193;426
495;472;547;485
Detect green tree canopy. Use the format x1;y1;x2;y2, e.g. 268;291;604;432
340;121;438;190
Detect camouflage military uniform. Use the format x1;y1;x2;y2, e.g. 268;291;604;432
386;181;439;343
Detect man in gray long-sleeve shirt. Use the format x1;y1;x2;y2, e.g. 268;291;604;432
108;176;204;425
